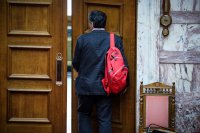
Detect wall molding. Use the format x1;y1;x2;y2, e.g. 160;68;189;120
159;50;200;64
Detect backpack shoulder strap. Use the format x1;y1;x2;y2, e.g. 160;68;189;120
110;32;115;47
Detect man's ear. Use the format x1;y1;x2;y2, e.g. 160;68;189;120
89;21;94;29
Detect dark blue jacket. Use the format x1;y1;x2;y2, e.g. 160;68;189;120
72;30;128;95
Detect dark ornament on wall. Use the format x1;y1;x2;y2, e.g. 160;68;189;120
160;0;172;37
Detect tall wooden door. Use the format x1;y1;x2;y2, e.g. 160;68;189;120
72;0;136;132
0;0;67;133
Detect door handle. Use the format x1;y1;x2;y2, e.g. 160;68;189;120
56;53;63;86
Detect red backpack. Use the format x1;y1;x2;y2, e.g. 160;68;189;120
102;33;128;95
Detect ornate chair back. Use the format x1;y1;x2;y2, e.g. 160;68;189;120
139;81;175;133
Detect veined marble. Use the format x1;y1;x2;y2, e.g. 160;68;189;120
137;0;200;132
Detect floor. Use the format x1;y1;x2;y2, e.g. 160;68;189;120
67;72;72;133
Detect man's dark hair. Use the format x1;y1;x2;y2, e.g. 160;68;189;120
89;10;107;28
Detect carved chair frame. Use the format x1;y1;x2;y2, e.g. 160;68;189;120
139;81;175;133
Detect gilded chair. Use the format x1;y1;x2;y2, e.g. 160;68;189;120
139;81;175;133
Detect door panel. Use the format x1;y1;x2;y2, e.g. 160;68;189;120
72;0;136;132
7;1;52;36
0;0;67;133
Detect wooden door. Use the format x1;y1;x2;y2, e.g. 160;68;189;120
72;0;136;132
0;0;67;133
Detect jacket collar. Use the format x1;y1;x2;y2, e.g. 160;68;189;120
92;28;105;31
91;30;107;33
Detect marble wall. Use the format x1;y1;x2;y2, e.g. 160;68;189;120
137;0;200;132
